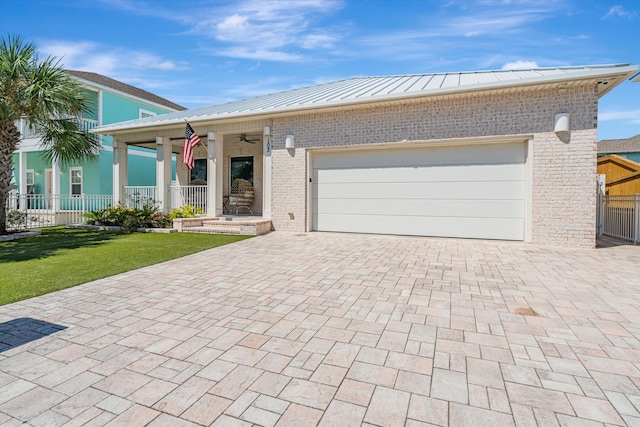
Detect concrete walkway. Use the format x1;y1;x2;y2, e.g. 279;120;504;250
1;232;639;426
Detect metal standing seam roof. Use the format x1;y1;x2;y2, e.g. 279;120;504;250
94;64;638;135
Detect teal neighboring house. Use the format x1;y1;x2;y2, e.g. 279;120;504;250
11;70;184;200
597;134;640;163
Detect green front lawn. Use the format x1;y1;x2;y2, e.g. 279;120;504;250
0;227;251;306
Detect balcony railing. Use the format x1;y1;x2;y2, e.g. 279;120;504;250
16;118;99;139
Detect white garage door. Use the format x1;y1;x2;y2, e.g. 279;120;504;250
312;142;526;240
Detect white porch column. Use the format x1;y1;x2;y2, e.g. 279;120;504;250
51;158;61;211
113;138;128;205
156;136;172;213
18;151;28;195
175;146;188;186
207;132;224;216
262;126;272;219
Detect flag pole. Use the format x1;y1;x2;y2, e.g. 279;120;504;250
184;118;211;156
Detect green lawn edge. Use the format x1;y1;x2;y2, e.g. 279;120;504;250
0;227;252;306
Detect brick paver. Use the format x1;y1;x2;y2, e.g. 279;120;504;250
1;232;639;425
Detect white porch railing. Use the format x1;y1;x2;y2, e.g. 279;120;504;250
599;194;640;245
124;185;208;214
124;186;158;209
5;193;113;230
171;185;207;215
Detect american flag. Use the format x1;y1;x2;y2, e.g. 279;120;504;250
183;123;201;169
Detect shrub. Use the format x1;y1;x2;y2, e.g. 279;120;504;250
168;205;203;221
83;204;170;232
6;210;41;230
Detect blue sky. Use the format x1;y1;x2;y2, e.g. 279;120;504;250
1;0;638;140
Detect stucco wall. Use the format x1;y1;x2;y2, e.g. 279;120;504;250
269;85;599;247
102;92;173;125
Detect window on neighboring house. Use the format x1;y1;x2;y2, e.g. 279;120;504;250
26;169;34;186
139;108;156;119
26;169;35;194
70;167;83;196
230;157;254;185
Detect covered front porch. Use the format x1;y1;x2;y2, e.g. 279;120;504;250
111;122;273;221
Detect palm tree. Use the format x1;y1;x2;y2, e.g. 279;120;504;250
0;35;100;234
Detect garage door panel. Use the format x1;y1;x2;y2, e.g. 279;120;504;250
314;142;525;169
312;142;526;241
314;198;525;219
314;163;525;183
315;181;524;200
314;213;524;240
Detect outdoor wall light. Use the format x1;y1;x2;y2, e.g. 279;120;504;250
263;126;271;136
554;113;570;135
207;131;215;141
285;135;295;149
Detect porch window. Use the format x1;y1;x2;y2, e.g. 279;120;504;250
190;159;207;183
230;156;253;185
70;167;83;196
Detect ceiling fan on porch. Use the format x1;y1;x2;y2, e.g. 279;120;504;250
238;133;260;144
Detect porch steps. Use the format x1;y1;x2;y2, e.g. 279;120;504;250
173;217;272;236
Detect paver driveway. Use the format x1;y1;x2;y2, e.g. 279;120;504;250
1;232;639;426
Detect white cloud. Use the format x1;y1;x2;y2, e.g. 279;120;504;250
190;0;344;61
216;47;302;62
99;0;345;62
355;2;559;63
602;5;636;19
502;60;539;70
599;109;640;124
300;34;338;49
38;40;189;76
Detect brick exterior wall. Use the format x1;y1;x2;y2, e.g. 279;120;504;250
268;85;599;247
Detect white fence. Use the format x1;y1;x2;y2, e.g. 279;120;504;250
5;193;113;230
5;185;211;231
124;186;158;210
599;194;640;245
